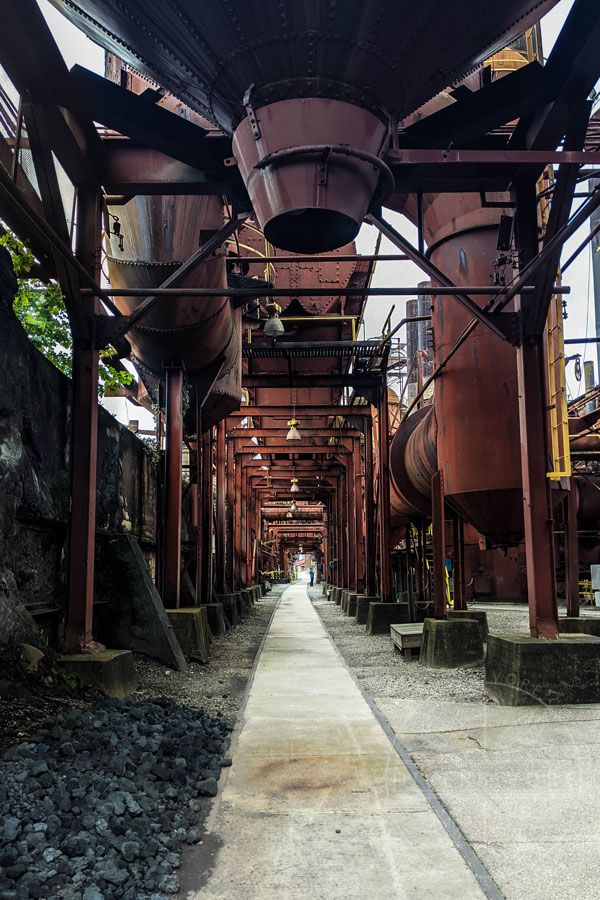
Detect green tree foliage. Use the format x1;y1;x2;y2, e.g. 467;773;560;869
0;232;133;397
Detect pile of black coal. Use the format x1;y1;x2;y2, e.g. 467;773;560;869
0;697;232;899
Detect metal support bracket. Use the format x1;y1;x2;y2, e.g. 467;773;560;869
243;85;261;140
485;312;522;346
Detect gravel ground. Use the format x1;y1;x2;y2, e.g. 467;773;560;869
309;591;550;705
0;590;281;900
132;591;279;721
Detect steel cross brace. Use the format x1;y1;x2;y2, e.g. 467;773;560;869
94;213;251;349
367;213;515;343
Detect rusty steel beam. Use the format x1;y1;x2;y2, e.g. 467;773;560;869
386;148;600;166
364;414;377;596
227;406;370;417
378;373;393;602
63;188;102;651
242;376;382;388
163;365;184;609
201;428;214;603
215;420;226;594
83;284;561;298
431;471;447;620
226;438;235;589
227;428;362;438
565;477;580;619
368;213;510;342
452;515;466;612
513;181;559;639
235;445;351;455
101;142;233;195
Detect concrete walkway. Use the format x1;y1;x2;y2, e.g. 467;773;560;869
183;581;488;899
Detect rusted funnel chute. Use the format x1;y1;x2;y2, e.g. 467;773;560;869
233;98;391;253
51;0;559;252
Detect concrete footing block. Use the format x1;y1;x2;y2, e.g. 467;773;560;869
57;650;136;699
341;590;350;613
420;617;483;668
215;593;239;627
346;592;358;617
322;582;328;596
166;608;210;663
199;603;227;637
448;609;489;642
355;596;379;625
366;602;410;635
486;632;600;705
559;617;600;637
333;587;343;606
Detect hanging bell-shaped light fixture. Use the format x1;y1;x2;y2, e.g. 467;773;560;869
286;510;293;519
290;500;298;514
263;300;285;339
286;418;301;441
290;476;299;493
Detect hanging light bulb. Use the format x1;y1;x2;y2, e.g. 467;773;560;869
286;418;301;441
290;476;299;493
263;300;285;339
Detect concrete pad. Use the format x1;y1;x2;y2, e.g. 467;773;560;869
345;592;358;617
486;632;600;705
166;608;209;663
56;650;136;698
215;593;239;627
559;616;600;637
198;603;227;636
420;617;484;668
354;594;378;625
182;582;487;900
448;608;489;642
366;601;410;635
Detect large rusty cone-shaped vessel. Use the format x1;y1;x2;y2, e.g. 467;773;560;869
49;0;558;252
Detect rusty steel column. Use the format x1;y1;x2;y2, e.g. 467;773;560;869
64;188;102;651
405;524;414;620
226;437;235;589
453;514;466;611
566;477;580;618
215;420;226;594
340;466;349;588
514;182;559;639
378;376;393;601
364;415;377;595
192;399;202;607
431;470;447;619
240;467;248;587
332;481;340;586
201;428;214;603
355;438;366;593
163;364;184;608
346;449;357;591
234;452;242;588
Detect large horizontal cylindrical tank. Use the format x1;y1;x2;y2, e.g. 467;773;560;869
51;0;559;252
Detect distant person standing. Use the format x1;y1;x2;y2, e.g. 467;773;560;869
309;567;314;587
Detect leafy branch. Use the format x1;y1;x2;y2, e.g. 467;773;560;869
1;232;133;397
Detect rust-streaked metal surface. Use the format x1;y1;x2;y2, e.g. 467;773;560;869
388;193;524;545
51;0;557;250
106;194;234;381
48;1;558;131
233;99;387;252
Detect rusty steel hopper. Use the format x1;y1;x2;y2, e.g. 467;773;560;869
106;194;240;423
50;0;558;252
